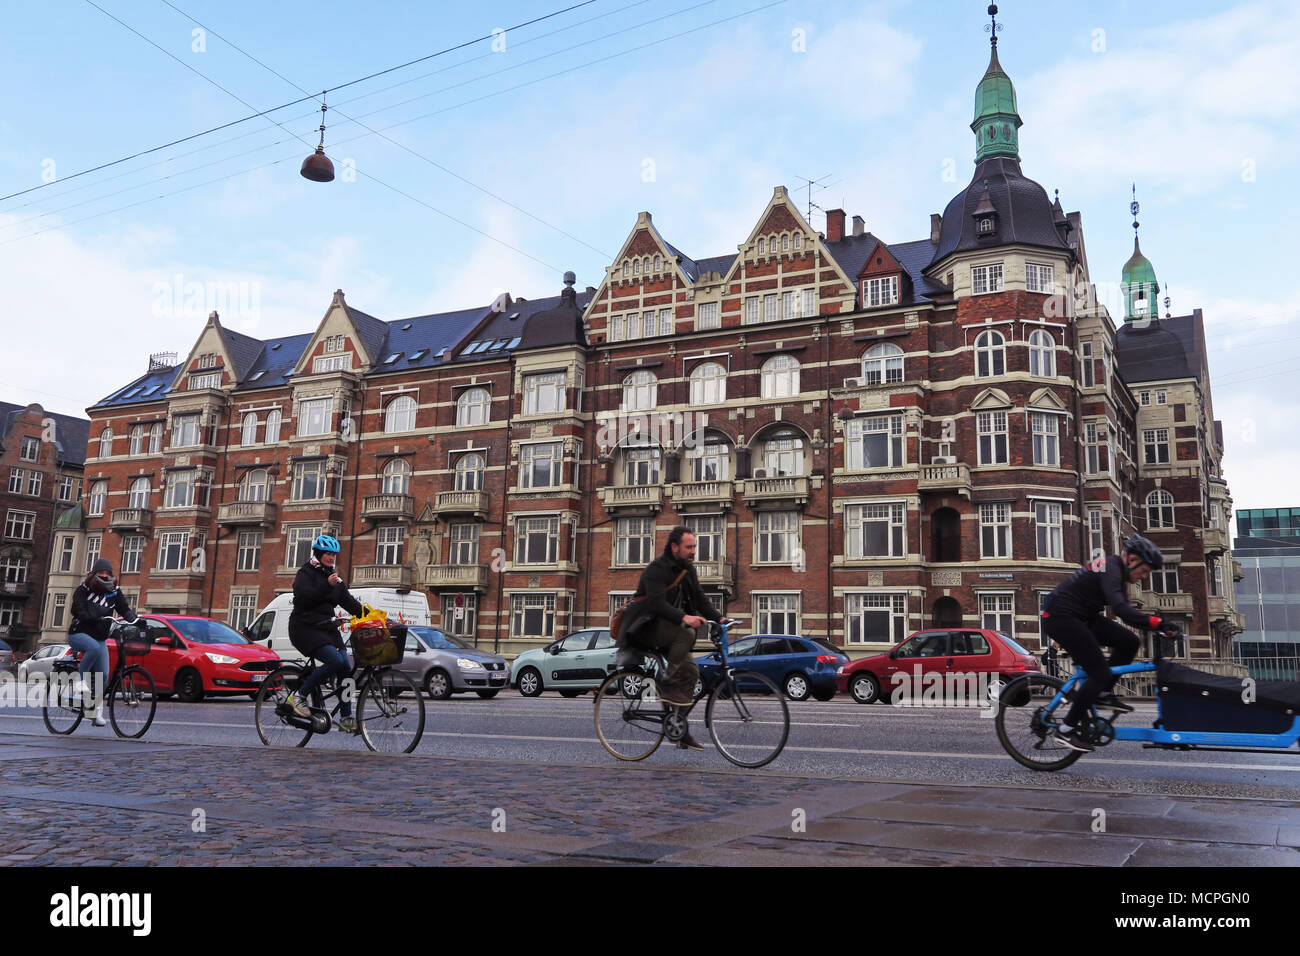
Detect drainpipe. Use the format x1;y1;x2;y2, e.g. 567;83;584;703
823;310;833;643
204;399;235;617
345;377;366;582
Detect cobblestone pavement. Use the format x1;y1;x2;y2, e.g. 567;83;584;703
2;732;1298;866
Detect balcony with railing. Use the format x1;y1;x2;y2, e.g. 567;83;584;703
361;493;415;523
422;563;490;592
742;475;810;509
1207;594;1243;627
693;560;735;594
433;490;491;520
216;500;277;528
0;580;31;599
669;480;734;511
918;462;972;499
1141;591;1195;615
352;564;414;589
598;484;663;514
108;507;154;533
1202;527;1228;554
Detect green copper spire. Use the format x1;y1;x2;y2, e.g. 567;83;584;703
1123;185;1160;322
971;4;1022;163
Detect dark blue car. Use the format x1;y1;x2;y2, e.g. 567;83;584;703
695;635;850;701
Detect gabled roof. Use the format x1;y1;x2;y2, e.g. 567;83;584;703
0;401;91;466
236;333;313;390
222;326;266;380
344;304;390;362
692;254;737;280
663;241;699;282
822;234;948;304
458;289;595;360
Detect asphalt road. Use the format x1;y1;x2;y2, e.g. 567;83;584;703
2;683;1297;799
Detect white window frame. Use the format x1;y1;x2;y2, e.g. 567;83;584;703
312;354;352;374
1028;329;1056;377
230;593;259;632
845;500;907;559
297;398;332;438
754;593;800;635
980;592;1015;638
376;526;405;566
1143;428;1171;465
979;503;1012;559
863;276;899;307
760;355;800;399
846;414;905;470
20;436;39;461
695;301;719;331
88;481;108;517
621;446;661;487
686;438;730;482
510;592;556;639
689;362;726;405
862;343;904;385
384;395;418;433
614;517;655;567
622;370;658;412
1146;489;1175;529
1034;501;1064;560
514;516;561;566
755;511;800;565
520;442;564;490
455;453;485;491
1080;342;1095;388
189;372;221;390
974;330;1006;377
1031;412;1060;467
977;411;1008;465
158;531;191;572
128;477;150;509
381;458;411;495
236;531;262;572
1026;263;1054;293
971;263;1004;295
448;524;480;565
522;372;566;416
844;592;908;645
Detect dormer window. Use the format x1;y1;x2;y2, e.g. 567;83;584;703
862;276;899;307
977;217;995;236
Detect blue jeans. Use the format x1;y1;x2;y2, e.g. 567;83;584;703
67;632;108;694
296;644;353;718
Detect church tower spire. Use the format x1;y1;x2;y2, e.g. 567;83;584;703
1122;184;1161;322
971;4;1023;163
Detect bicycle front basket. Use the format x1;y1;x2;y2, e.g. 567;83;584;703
117;624;151;657
352;621;402;667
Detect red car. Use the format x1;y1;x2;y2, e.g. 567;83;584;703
107;614;281;702
837;628;1040;705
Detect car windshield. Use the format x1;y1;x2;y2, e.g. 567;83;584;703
167;619;250;645
998;633;1035;656
409;627;470;650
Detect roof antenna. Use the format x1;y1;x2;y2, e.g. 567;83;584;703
793;173;834;223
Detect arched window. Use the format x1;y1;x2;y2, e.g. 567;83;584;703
456;388;490;427
653;255;662;273
974;330;1006;377
239;469;269;503
686;435;731;482
622;370;657;411
88;481;108;516
98;428;113;458
263;410;282;445
148;422;163;454
781;234;790;253
758;238;766;255
241;412;259;446
633;259;641;276
862;343;904;385
622;444;661;486
455;453;485;491
689;362;726;405
382;458;410;495
128;478;150;509
129;425;144;456
1146;489;1175;529
760;355;800;399
762;429;805;477
385;395;417;433
1029;329;1056;377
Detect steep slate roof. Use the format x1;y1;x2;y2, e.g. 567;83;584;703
1115;316;1196;384
931;156;1072;264
236;333;313;389
222;326;266;379
692;254;736;278
823;233;947;305
459;290;595;361
0;401;91;466
380;306;490;372
90;366;178;411
343;305;391;362
662;241;699;282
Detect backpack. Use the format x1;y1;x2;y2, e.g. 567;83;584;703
611;569;686;643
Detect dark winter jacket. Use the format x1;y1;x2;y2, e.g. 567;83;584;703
621;552;722;644
1044;554;1159;630
288;560;365;656
69;584;136;642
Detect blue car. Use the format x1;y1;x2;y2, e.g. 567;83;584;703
695;634;850;701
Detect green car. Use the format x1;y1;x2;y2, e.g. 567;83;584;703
510;628;616;697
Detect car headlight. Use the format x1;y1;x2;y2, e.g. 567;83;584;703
457;658;485;670
205;653;239;665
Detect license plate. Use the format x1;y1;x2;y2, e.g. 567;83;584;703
251;673;266;682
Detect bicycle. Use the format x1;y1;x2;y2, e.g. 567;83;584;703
43;619;157;739
995;628;1300;771
593;621;790;768
254;623;425;754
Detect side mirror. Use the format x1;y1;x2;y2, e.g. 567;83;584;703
155;637;174;648
888;648;900;659
241;627;253;640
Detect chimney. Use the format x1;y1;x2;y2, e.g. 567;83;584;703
826;209;846;242
852;215;865;238
930;213;943;243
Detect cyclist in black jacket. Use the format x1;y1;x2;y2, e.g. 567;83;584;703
1042;535;1178;751
68;558;138;726
285;535;365;733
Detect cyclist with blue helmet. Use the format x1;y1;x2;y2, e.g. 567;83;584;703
285;534;365;732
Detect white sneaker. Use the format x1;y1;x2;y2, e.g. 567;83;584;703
91;705;107;728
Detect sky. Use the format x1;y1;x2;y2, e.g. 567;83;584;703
1;0;1297;514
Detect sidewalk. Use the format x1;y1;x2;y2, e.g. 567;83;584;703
1;732;1298;866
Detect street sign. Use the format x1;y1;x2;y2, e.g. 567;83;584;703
454;606;465;621
454;593;464;608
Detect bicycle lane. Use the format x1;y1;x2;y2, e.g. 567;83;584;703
0;731;1298;866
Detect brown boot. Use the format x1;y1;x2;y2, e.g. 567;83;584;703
678;731;705;751
657;683;692;706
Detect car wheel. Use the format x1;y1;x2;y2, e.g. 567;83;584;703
986;676;1008;706
175;668;204;703
812;688;836;702
559;689;583;698
476;689;500;699
850;672;881;705
424;669;453;700
783;673;811;701
517;667;543;697
693;678;704;700
620;673;644;698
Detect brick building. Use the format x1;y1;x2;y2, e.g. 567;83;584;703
0;402;89;653
59;27;1239;659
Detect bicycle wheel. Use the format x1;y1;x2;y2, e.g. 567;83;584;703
994;674;1083;771
42;673;84;735
706;670;789;768
109;666;156;739
255;665;313;748
358;669;425;754
593;672;666;761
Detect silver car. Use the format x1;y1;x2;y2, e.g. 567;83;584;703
0;639;13;675
398;626;510;699
16;643;72;682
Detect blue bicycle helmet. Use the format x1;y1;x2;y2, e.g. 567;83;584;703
311;534;341;554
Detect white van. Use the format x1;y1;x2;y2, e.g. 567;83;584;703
243;588;431;659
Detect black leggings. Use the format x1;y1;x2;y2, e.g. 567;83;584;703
1043;614;1140;727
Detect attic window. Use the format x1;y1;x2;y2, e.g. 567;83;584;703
489;339;508;350
282;370;293;379
509;312;521;320
401;323;412;331
125;386;144;398
248;371;266;382
435;347;448;359
977;217;995;236
461;342;480;354
143;384;164;396
507;337;521;349
407;349;428;361
384;353;403;365
270;343;282;351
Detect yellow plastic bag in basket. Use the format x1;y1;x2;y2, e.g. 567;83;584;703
349;606;399;667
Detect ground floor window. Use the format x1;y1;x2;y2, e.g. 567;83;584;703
441;593;478;640
511;592;556;639
980;593;1015;638
845;592;907;644
754;593;799;635
230;593;259;631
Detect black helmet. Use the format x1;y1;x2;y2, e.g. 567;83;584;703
1123;535;1164;570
